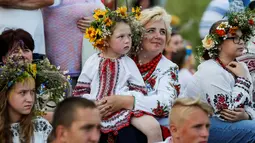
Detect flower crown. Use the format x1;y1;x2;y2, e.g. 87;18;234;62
85;6;144;54
0;56;71;115
199;9;255;59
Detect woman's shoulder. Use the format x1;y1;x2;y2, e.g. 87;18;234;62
33;116;53;136
195;59;227;78
158;55;178;70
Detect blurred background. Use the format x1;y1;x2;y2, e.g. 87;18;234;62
102;0;212;65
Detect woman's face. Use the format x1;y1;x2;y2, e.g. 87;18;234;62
8;77;35;118
142;20;167;55
220;30;245;58
169;34;183;53
3;46;33;64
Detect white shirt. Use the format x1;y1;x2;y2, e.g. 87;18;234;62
0;8;46;54
178;68;194;96
11;117;52;143
182;59;255;120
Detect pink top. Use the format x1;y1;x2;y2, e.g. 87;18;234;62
43;0;104;77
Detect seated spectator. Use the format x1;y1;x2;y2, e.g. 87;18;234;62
0;29;71;122
159;98;213;143
49;97;101;143
0;55;52;142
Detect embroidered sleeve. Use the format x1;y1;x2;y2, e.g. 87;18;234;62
33;116;53;141
205;73;255;119
118;58;147;97
134;65;179;117
73;54;96;99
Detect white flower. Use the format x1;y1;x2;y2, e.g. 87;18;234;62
202;35;215;50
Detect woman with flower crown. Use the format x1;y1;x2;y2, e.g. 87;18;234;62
95;6;180;141
73;6;163;143
182;10;255;142
0;29;72;123
0;58;52;142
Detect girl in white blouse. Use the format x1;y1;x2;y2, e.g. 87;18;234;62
0;61;52;143
183;13;255;142
73;7;163;143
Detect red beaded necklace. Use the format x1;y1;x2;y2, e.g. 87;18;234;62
215;58;236;78
133;53;162;81
215;58;227;70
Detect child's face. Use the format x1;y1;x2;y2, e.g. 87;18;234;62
107;22;132;55
8;77;35;117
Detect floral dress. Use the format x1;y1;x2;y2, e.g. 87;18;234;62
11;116;52;143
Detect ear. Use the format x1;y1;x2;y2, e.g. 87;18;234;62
170;124;180;139
56;125;69;141
104;40;110;48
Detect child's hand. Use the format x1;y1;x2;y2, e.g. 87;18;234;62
77;16;94;33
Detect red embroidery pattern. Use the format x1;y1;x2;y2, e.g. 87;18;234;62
147;76;156;88
97;58;118;100
72;82;90;97
151;100;168;117
128;83;147;95
101;110;145;135
213;94;230;110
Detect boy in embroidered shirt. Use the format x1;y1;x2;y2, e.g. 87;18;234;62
73;7;163;143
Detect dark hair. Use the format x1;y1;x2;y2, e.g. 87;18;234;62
249;1;255;10
171;47;186;69
202;20;227;60
51;97;96;139
0;29;34;62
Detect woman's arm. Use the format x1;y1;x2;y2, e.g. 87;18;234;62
133;66;179;117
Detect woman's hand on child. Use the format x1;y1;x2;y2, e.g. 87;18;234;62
220;108;249;122
77;16;94;33
96;95;135;118
226;61;247;78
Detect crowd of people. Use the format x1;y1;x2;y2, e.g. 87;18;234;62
0;0;255;143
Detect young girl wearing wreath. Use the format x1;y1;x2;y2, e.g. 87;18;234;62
0;57;52;143
73;7;163;143
183;9;255;142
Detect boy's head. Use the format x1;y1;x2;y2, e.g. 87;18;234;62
0;29;34;64
170;98;213;143
85;6;144;56
50;97;101;143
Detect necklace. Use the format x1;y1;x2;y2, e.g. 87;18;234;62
133;53;162;81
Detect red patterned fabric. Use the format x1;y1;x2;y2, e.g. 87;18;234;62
161;126;171;140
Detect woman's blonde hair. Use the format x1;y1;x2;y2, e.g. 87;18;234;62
170;98;213;126
139;6;172;44
0;77;35;143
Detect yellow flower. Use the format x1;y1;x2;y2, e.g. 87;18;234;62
29;64;37;78
202;35;215;50
217;22;228;29
116;7;127;17
93;9;106;20
96;29;102;36
171;15;180;26
132;7;141;19
85;27;97;42
93;38;105;51
104;17;113;27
